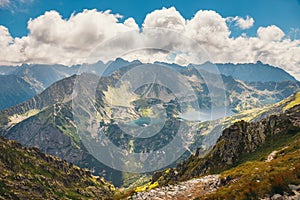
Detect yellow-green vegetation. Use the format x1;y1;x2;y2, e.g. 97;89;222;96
198;133;300;200
284;92;300;110
104;84;137;107
223;107;265;124
224;92;300;124
112;178;157;200
139;108;152;117
0;136;115;199
121;173;151;189
7;109;40;127
36;104;81;145
135;181;159;192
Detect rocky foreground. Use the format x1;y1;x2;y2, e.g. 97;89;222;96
128;175;300;200
129;175;220;200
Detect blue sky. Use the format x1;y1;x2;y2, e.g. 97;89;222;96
1;0;300;38
0;0;300;79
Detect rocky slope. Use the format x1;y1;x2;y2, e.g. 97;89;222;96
123;94;300;199
200;131;300;199
152;94;300;184
0;58;139;94
129;131;300;200
153;102;300;185
0;135;115;199
129;175;220;200
0;65;299;187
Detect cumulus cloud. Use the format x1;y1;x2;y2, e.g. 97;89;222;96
0;9;139;64
227;16;254;30
257;25;285;41
0;7;300;79
143;7;185;31
185;10;230;47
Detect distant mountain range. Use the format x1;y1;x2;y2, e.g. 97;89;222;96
0;59;297;92
0;62;299;187
0;59;298;111
194;61;297;82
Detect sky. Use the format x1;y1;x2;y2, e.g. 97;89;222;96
0;0;300;78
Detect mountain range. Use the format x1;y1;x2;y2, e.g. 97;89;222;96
0;60;299;187
0;59;298;110
196;61;297;82
1;90;299;199
128;92;300;199
0;59;300;199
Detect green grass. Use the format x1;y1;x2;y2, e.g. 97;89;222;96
197;133;300;200
284;92;300;110
237;131;300;165
0;136;115;199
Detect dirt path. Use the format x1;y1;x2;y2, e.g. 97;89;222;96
129;175;220;200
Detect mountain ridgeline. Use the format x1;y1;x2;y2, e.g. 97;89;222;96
195;61;297;82
0;60;299;188
0;59;298;111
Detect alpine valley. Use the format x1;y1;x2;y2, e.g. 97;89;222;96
0;59;300;199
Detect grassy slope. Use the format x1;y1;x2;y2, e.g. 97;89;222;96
128;92;300;195
199;132;300;199
0;136;115;200
194;93;300;199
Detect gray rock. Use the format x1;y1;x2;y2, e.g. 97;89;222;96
271;194;283;200
289;184;300;191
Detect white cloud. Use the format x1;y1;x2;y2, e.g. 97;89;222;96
0;26;12;45
143;7;185;31
1;9;139;64
227;16;254;30
0;7;300;79
257;25;285;41
185;10;230;48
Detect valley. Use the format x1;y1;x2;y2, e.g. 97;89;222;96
0;59;300;199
